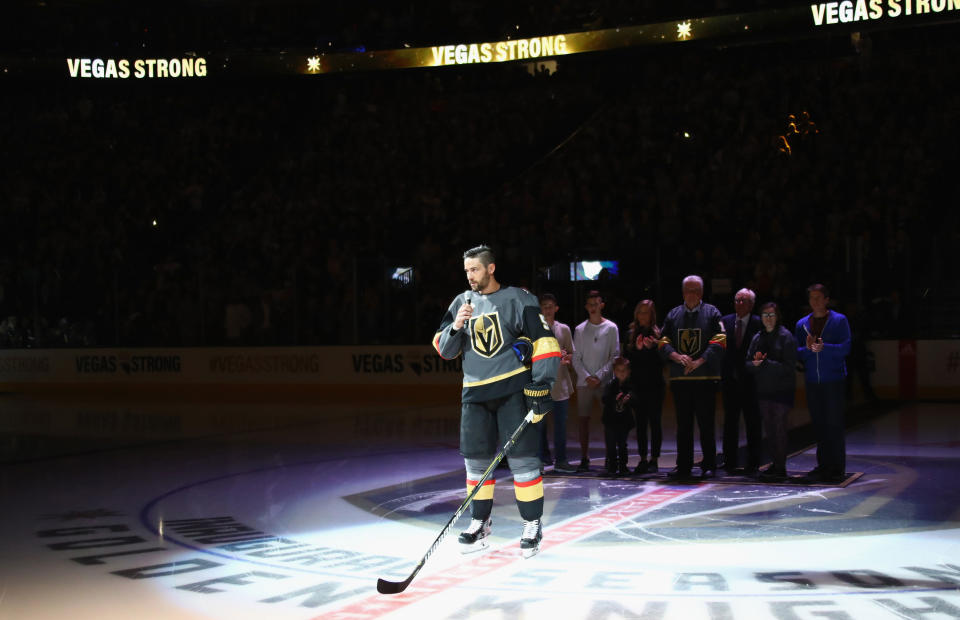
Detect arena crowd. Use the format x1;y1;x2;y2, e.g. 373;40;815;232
0;2;954;348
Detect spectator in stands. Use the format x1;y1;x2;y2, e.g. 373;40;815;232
0;17;949;349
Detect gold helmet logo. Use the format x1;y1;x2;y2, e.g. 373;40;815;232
470;312;503;358
678;328;701;356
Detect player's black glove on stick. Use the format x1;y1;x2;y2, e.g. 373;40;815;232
523;381;553;423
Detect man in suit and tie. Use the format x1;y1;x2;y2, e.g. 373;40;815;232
721;288;763;474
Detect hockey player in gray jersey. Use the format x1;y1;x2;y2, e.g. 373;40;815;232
433;245;560;557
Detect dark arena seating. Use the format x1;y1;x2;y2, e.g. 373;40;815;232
1;1;957;347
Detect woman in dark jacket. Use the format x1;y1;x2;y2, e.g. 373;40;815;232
745;301;798;482
623;299;664;474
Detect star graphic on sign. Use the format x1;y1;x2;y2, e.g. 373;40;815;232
306;56;321;72
677;21;692;40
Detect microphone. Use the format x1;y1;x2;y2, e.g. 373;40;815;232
463;293;473;331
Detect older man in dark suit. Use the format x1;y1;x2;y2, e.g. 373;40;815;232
721;288;763;474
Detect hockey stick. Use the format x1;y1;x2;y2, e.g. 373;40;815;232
376;410;535;595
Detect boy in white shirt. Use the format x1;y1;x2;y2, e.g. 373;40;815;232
572;290;620;472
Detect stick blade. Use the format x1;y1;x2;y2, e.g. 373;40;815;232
377;576;411;595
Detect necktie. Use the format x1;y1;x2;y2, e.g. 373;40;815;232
736;319;743;347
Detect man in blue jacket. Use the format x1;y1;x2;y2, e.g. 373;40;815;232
795;283;851;483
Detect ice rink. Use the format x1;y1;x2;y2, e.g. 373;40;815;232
1;395;958;619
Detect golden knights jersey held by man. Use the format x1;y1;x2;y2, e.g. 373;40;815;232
433;287;561;403
658;302;726;381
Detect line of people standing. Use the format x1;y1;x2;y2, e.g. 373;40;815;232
438;247;852;559
537;276;852;484
536;288;665;477
718;281;852;483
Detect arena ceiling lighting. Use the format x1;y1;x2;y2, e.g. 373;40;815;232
2;2;959;79
300;2;960;75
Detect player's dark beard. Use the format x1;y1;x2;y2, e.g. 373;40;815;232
471;271;490;292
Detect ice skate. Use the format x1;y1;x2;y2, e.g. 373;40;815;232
520;519;542;558
458;517;491;554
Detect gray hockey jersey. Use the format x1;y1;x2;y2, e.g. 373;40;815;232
433;286;560;403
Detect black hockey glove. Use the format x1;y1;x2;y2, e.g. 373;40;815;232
523;381;553;423
512;337;532;365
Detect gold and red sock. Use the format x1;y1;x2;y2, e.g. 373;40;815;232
467;477;495;520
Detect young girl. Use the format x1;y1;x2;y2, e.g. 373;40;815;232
602;357;637;476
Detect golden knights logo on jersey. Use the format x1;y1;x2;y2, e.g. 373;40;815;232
678;328;702;356
470;312;503;358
